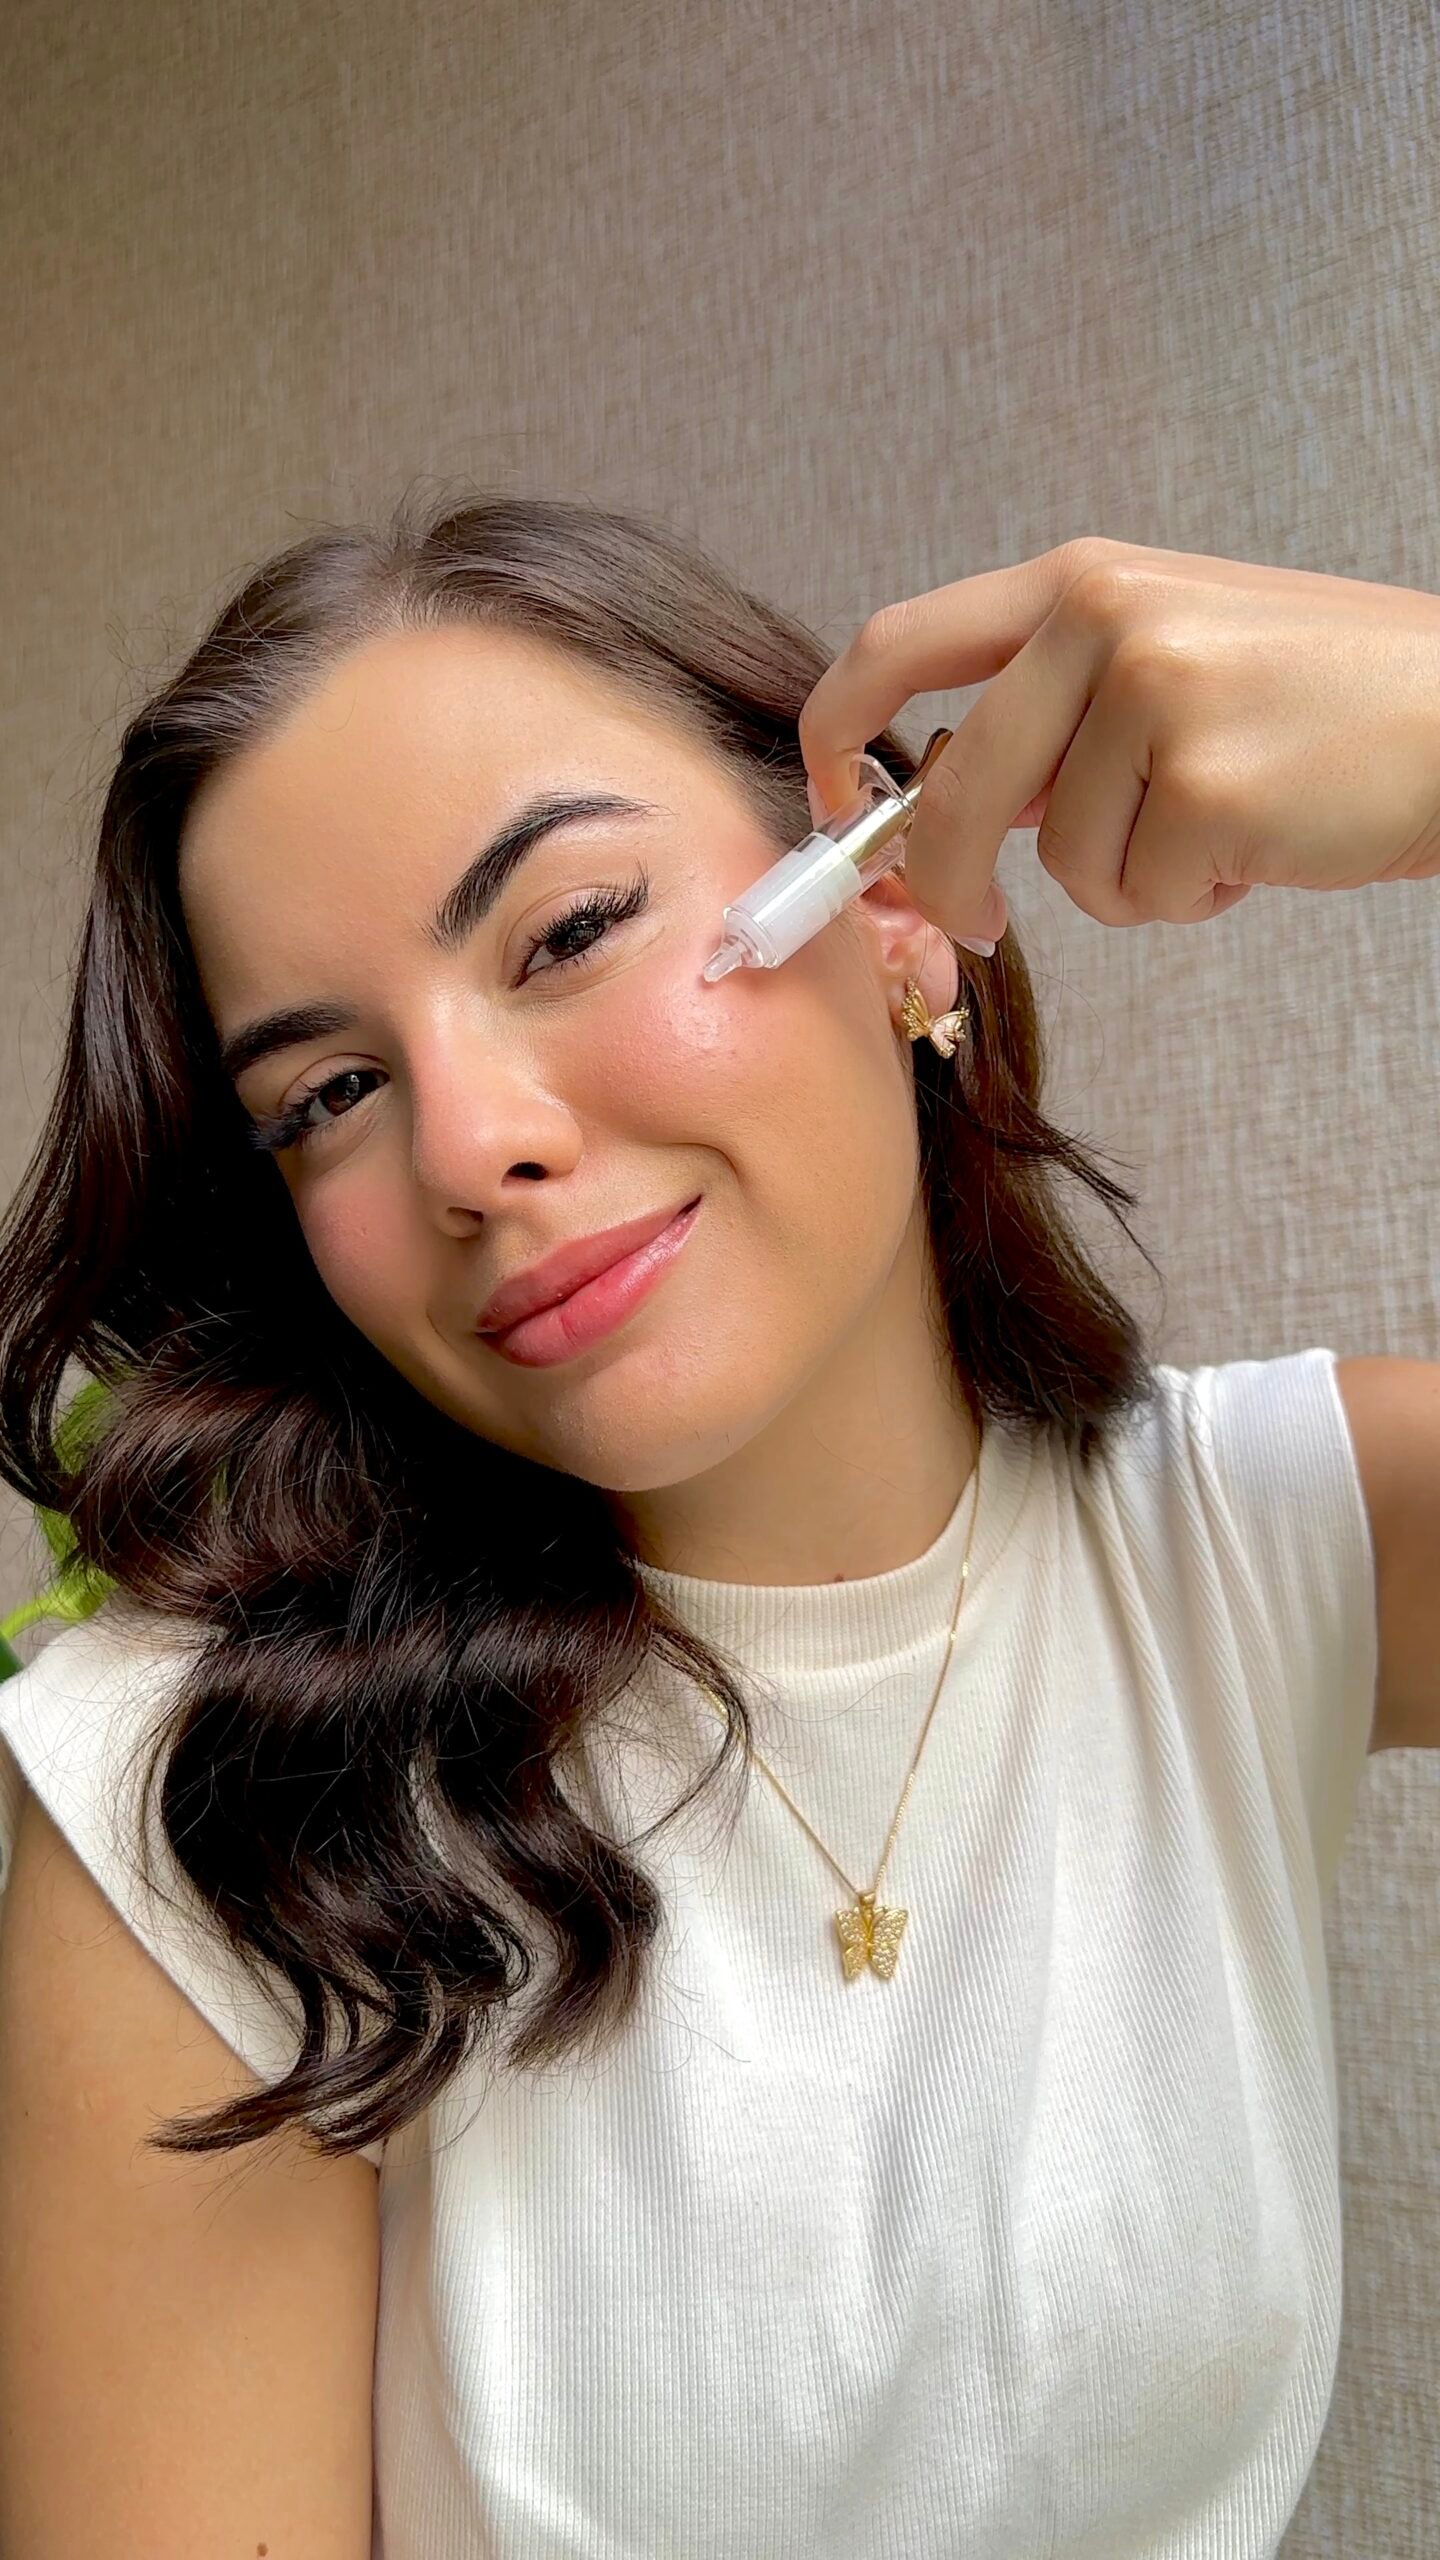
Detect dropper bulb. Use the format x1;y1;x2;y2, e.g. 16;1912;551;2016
701;937;748;983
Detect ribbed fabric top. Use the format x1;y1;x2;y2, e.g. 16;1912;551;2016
0;1348;1379;2560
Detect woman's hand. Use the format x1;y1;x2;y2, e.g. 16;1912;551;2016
797;537;1440;947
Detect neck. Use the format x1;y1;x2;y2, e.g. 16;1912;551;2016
606;1206;979;1586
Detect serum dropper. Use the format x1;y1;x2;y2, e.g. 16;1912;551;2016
701;729;970;982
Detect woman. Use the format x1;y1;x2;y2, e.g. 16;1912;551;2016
0;495;1435;2559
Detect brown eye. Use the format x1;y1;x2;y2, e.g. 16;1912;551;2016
520;875;650;979
248;1065;385;1154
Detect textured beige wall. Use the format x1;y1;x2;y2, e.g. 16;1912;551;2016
2;1;1436;2545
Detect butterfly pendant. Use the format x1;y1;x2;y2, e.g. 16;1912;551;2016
835;1894;909;1981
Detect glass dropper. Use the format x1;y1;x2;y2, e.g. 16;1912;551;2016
701;729;955;982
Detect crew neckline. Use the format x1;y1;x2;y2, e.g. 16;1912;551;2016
634;1408;1036;1676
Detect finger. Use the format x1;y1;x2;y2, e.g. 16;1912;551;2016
1028;696;1148;926
1119;779;1257;923
898;596;1110;942
798;545;1103;813
1011;786;1053;830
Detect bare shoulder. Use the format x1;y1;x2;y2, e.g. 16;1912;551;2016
1332;1358;1440;1754
0;1779;379;2560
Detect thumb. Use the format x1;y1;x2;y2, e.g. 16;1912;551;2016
807;763;863;830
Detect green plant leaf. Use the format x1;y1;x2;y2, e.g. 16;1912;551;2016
3;1380;120;1657
35;1379;116;1567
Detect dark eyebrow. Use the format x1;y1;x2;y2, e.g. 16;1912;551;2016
217;791;665;1086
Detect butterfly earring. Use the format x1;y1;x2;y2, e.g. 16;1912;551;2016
898;977;972;1060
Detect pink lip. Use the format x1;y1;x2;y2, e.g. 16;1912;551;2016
482;1197;702;1367
478;1196;700;1332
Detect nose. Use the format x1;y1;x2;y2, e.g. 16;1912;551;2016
407;1026;584;1227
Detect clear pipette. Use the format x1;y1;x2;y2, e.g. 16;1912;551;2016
701;728;955;982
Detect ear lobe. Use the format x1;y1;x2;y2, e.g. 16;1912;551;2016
905;937;962;1028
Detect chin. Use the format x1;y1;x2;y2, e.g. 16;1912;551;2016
414;1305;801;1495
507;1346;793;1498
525;1399;765;1499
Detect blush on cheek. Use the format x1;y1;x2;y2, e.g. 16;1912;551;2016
300;1188;410;1327
584;956;748;1090
589;942;778;1090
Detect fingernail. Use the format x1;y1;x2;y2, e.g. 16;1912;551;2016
806;776;827;828
957;936;996;956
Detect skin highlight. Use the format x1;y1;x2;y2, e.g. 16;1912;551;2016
178;621;978;1587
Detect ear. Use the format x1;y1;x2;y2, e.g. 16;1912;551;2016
850;869;961;1025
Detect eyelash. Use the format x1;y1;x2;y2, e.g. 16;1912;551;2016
244;871;651;1156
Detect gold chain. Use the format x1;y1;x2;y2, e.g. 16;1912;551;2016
689;1426;983;1981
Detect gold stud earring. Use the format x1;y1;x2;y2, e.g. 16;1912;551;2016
898;978;972;1061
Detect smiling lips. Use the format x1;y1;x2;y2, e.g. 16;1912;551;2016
477;1195;703;1367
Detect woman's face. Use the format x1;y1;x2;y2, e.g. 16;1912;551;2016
178;623;951;1496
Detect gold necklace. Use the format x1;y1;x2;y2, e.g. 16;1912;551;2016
690;1429;982;1983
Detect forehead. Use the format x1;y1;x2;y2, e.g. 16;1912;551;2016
180;621;714;898
187;621;704;846
175;622;739;1002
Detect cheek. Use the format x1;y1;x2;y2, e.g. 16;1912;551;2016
298;1176;417;1332
575;942;765;1117
589;934;910;1199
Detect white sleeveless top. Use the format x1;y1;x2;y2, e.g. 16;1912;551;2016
0;1349;1378;2559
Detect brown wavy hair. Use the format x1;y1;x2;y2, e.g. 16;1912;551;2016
0;492;1162;2161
